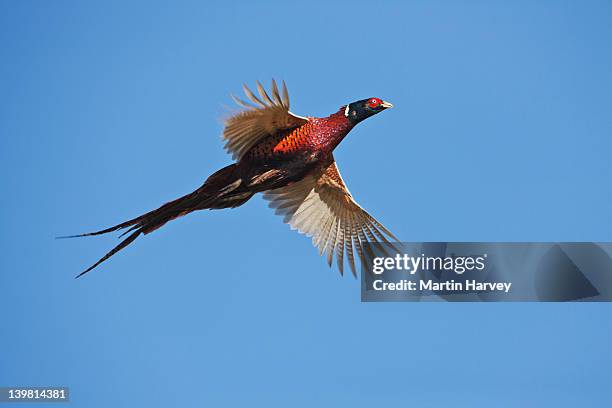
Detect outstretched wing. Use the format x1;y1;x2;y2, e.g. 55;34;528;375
223;79;308;160
263;160;398;276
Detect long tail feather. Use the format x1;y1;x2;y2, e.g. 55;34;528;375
72;193;208;278
56;215;143;239
75;229;142;278
69;163;254;278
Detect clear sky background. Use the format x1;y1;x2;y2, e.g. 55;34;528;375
1;1;612;407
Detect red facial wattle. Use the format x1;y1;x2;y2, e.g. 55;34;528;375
367;98;383;109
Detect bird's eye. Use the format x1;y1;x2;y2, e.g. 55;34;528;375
368;98;380;108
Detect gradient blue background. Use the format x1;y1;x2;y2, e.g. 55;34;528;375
2;1;611;406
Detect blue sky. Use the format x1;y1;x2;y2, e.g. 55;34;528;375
1;1;611;406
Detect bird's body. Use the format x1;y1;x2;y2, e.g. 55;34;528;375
236;111;352;191
265;111;352;156
66;80;397;277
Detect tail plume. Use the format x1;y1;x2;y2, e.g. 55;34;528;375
65;164;252;278
56;215;145;239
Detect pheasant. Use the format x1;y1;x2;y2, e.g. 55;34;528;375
65;80;397;277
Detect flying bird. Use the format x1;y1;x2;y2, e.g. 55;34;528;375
65;80;397;277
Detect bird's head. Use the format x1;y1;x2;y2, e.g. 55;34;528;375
343;97;393;124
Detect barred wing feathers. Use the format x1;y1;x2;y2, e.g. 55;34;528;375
263;160;398;276
223;79;308;160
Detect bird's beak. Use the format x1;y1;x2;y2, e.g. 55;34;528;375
381;101;393;109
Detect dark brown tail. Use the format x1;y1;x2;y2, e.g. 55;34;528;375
63;164;253;278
